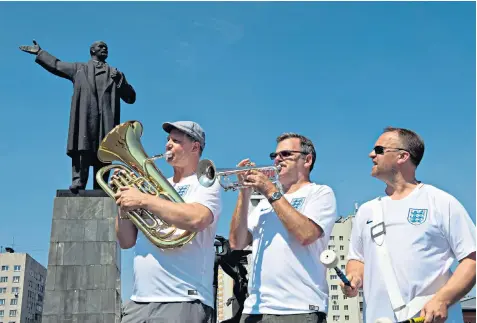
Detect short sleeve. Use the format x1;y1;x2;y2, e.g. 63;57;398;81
443;196;476;261
347;206;365;263
302;185;339;238
188;181;222;223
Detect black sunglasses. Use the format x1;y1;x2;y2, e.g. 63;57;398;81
373;145;410;155
269;150;307;160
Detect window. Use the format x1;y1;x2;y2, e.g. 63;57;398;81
0;309;3;316
331;295;338;300
341;265;345;270
333;315;339;321
332;305;339;311
344;305;348;310
9;310;16;317
345;315;350;320
0;267;7;272
13;266;20;272
12;277;19;283
339;236;343;241
343;295;348;299
329;236;334;240
9;300;16;306
0;278;6;283
0;299;5;305
328;245;335;250
330;285;338;290
11;288;18;294
340;246;344;250
330;274;337;280
0;289;6;294
340;255;345;260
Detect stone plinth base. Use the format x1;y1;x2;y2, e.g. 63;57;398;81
42;190;121;323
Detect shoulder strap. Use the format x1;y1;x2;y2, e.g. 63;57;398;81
370;200;407;316
370;186;433;321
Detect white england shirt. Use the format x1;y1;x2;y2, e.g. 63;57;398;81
242;183;338;315
130;174;222;308
348;184;476;323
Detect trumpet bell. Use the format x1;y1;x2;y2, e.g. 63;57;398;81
197;159;216;188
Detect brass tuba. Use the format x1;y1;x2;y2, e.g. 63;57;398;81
95;120;196;249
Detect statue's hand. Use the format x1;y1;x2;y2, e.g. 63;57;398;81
19;40;41;55
111;68;122;82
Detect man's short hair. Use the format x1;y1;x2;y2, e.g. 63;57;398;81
276;133;316;172
383;127;425;167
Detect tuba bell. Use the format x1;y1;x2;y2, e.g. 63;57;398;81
197;159;283;193
95;120;196;249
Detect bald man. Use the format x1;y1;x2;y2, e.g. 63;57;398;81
20;40;136;192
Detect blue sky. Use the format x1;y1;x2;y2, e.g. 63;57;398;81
0;2;475;301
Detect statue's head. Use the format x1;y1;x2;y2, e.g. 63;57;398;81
90;41;108;61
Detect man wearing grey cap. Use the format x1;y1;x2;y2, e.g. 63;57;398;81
114;121;222;323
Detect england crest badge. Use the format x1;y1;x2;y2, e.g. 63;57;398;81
290;197;305;210
407;208;428;225
177;185;190;197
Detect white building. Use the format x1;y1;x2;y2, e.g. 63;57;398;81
0;248;46;323
216;266;234;322
326;215;364;323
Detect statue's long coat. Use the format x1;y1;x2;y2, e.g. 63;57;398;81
35;50;136;157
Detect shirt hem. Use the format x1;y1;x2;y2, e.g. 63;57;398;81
130;295;212;307
242;308;326;315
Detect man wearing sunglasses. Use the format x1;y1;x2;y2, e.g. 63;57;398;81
341;127;475;323
229;132;338;323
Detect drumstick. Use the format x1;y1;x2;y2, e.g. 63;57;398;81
319;250;351;287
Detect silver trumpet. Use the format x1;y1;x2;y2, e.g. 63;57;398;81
197;159;283;193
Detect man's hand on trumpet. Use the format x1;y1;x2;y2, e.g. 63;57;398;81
241;165;278;199
235;158;254;197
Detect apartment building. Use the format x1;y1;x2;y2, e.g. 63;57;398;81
326;215;364;323
0;249;46;323
216;266;234;322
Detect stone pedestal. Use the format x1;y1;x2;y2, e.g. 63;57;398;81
42;190;121;323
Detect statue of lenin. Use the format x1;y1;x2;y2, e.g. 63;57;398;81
19;40;136;193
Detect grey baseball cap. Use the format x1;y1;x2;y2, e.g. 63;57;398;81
162;121;206;150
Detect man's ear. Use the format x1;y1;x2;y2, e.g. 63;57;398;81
304;154;313;167
397;151;411;165
191;141;200;153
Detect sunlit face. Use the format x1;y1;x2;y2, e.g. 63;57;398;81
270;138;311;183
369;132;409;179
165;129;200;167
